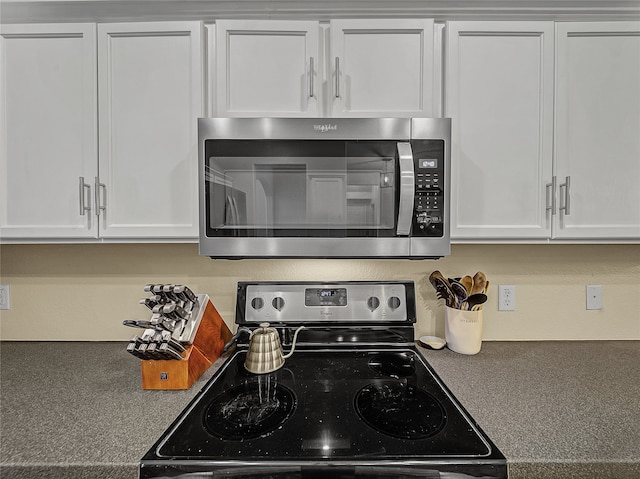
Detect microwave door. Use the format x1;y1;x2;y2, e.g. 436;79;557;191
396;142;415;236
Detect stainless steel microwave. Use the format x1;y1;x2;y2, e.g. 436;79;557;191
198;117;451;259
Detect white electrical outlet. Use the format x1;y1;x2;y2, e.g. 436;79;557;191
498;285;516;311
0;285;10;310
586;285;603;310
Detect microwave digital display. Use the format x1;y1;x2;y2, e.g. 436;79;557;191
419;158;438;169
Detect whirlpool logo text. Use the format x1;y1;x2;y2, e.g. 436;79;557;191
313;124;338;132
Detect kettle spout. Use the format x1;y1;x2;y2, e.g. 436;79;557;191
282;325;306;359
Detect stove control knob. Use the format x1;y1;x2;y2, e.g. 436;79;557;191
367;296;380;311
251;297;264;310
272;296;285;311
387;296;401;310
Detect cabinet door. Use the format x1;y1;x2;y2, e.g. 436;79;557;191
97;22;204;239
0;23;98;239
554;22;640;240
214;20;319;117
329;19;436;117
446;22;554;239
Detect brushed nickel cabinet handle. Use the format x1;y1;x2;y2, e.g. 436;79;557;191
95;177;106;216
559;176;571;215
334;57;340;98
79;177;91;216
546;176;557;215
309;57;314;98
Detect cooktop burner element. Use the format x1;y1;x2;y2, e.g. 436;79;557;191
204;381;296;440
355;380;446;439
141;281;506;479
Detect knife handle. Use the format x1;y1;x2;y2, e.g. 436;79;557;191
174;285;197;303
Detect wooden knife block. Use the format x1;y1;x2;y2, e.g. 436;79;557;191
141;297;232;390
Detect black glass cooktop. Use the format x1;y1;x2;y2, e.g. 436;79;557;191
153;349;493;461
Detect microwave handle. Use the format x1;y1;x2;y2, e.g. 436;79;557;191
396;142;415;236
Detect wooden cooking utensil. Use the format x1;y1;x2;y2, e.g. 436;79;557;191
460;276;473;295
471;271;487;295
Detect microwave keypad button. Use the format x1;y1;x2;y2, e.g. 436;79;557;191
416;194;428;211
417;212;431;225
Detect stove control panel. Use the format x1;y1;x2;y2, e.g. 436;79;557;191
242;282;411;323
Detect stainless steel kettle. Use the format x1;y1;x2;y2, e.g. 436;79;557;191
245;323;305;374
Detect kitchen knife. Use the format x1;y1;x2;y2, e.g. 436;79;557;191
152;284;172;302
126;341;145;359
139;298;155;311
173;285;197;303
123;319;163;330
146;342;163;359
162;284;181;302
158;342;185;360
160;330;186;352
162;303;188;320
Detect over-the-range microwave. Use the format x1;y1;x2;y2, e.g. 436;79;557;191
198;117;451;259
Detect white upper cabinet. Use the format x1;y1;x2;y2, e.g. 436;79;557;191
329;19;436;117
212;19;437;117
97;22;204;239
0;23;98;239
214;20;320;117
554;22;640;240
446;22;555;240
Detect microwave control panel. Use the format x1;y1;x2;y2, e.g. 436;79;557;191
412;140;445;237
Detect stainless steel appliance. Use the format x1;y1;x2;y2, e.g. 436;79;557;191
198;118;451;258
140;281;507;478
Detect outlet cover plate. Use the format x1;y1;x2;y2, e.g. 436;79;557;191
0;285;10;310
498;284;516;311
586;285;603;310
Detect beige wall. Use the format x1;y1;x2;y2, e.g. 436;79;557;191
0;243;638;341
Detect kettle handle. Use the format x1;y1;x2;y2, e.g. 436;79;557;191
282;325;306;359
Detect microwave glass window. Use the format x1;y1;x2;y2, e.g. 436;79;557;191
204;140;399;237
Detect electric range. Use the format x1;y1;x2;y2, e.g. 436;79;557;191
140;281;507;478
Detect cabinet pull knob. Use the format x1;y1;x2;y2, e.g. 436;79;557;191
79;177;91;216
95;177;106;216
335;57;340;98
309;57;314;98
545;176;557;215
559;176;571;215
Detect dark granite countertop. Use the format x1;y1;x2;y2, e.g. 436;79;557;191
1;341;638;479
